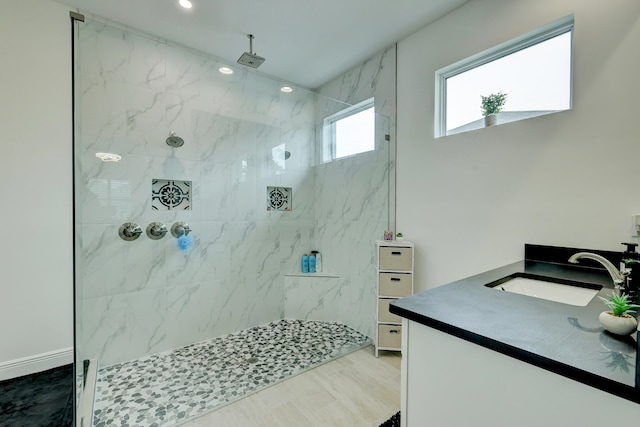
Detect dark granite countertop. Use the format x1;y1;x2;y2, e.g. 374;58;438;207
390;249;640;404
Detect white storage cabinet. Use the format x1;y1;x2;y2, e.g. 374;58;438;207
375;240;414;357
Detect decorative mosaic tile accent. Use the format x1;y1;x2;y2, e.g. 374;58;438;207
92;320;370;427
266;186;291;211
152;179;192;210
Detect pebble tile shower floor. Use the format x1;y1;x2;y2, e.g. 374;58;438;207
92;319;370;427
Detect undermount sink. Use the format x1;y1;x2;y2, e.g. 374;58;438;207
486;274;602;306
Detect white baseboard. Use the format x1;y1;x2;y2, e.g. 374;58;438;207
0;347;74;381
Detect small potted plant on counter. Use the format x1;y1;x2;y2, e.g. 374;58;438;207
598;292;639;335
395;232;404;242
481;92;507;127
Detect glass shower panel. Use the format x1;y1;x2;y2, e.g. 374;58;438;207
312;102;391;335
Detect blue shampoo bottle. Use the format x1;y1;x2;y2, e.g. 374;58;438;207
302;254;310;273
309;253;316;273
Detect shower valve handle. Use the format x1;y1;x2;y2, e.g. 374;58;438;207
119;222;142;241
171;221;191;238
146;222;168;240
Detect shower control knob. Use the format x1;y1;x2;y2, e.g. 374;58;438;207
119;222;142;241
171;221;191;238
146;222;167;240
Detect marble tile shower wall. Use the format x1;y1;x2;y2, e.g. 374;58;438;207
314;155;390;336
76;21;319;366
312;46;397;338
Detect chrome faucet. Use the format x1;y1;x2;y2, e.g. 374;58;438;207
568;252;630;295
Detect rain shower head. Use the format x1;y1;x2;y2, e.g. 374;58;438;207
166;132;184;148
237;34;265;68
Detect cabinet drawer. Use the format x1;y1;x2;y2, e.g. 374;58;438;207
378;298;402;323
379;272;412;297
378;324;402;349
379;247;412;271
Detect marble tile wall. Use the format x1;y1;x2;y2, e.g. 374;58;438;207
283;276;342;321
76;20;317;366
312;46;397;338
75;19;393;366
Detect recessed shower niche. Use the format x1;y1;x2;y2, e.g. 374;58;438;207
152;179;192;210
267;186;292;211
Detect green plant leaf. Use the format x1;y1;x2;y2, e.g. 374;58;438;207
481;92;508;116
598;293;640;316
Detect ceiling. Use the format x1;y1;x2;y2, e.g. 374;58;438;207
54;0;469;89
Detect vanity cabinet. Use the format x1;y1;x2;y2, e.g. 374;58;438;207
375;240;414;357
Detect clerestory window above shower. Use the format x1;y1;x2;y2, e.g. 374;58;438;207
322;97;375;162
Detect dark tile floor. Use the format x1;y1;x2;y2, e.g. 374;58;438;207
0;364;73;427
379;411;401;427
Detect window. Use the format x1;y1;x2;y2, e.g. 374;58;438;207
323;98;375;161
435;15;573;137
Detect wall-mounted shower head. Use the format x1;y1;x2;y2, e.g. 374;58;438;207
166;132;184;148
237;34;265;68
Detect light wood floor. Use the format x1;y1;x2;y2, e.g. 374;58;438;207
181;345;401;427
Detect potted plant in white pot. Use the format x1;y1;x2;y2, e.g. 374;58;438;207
598;292;639;335
481;92;507;127
395;232;404;242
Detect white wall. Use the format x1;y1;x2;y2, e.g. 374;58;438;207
397;0;640;292
0;0;73;378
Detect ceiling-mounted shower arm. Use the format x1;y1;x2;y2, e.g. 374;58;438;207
237;34;265;68
248;34;255;54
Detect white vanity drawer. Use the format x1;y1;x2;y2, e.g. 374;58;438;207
378;298;402;323
378;324;402;349
379;247;412;271
379;272;412;297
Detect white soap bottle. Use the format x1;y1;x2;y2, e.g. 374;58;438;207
312;251;322;272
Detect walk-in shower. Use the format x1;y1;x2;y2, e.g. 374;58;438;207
73;14;392;427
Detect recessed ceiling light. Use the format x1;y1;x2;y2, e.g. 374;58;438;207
178;0;192;9
219;67;234;75
280;86;293;93
95;152;122;162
